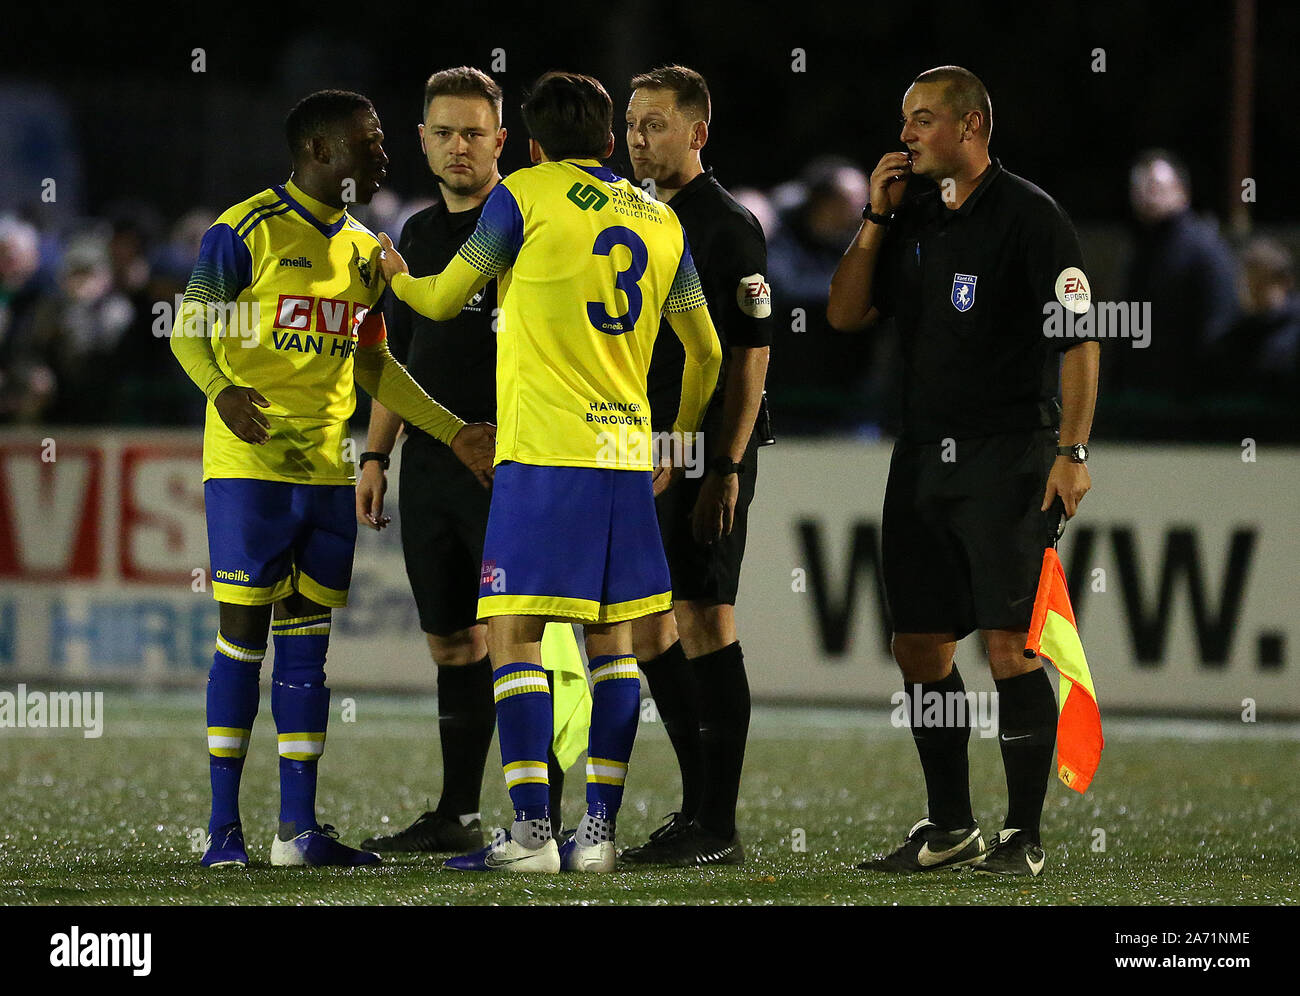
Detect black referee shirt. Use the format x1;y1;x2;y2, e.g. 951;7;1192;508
646;168;773;431
382;196;498;444
874;158;1090;443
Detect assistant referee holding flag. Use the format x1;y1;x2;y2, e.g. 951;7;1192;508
828;66;1099;876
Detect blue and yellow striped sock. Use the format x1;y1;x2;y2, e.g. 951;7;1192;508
207;632;265;833
492;662;552;829
270;613;331;834
585;654;642;822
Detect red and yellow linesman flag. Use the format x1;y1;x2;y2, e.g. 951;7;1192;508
1025;548;1104;793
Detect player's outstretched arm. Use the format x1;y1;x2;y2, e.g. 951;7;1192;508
380;233;492;323
352;311;496;488
666;304;723;440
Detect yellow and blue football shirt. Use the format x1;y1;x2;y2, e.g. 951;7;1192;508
176;179;385;484
391;159;720;471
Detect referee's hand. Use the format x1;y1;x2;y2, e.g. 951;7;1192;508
692;472;739;545
451;422;497;489
214;385;271;444
356;461;390;531
1042;456;1091;519
868;151;912;215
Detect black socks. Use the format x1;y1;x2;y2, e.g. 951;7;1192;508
638;640;703;818
905;664;975;831
434;654;495;818
694;641;750;839
994;667;1057;844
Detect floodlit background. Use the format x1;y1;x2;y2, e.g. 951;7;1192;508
0;0;1296;907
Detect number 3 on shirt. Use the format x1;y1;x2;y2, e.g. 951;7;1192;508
587;225;649;336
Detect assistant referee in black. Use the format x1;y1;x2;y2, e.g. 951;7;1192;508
828;65;1099;877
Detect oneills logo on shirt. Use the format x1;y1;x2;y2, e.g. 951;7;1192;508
277;255;313;268
352;243;374;288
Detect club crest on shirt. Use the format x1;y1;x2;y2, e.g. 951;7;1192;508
951;273;977;312
352;243;374;288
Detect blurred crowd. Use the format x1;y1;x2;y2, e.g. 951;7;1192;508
2;149;1296;441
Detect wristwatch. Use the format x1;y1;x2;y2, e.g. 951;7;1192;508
1056;443;1089;464
862;206;893;227
358;451;391;471
708;455;746;477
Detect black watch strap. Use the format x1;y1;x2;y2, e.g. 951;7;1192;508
862;206;893;226
359;451;390;471
1056;443;1089;463
709;455;745;476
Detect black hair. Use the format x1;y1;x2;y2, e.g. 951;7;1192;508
285;90;375;161
520;71;612;162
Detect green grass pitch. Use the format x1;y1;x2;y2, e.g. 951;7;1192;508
2;692;1297;905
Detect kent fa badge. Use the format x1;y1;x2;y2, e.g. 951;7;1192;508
951;273;977;312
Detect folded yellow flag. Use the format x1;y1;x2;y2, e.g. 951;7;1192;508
1024;547;1104;793
539;622;592;771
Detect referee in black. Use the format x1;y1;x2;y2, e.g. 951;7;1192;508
828;65;1099;876
620;66;773;866
354;67;566;853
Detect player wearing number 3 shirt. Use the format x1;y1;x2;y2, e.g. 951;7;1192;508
380;72;721;873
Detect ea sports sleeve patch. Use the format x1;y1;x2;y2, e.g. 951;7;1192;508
1054;266;1091;315
736;273;772;319
1025;198;1092;351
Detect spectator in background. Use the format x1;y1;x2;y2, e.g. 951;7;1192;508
0;215;54;421
1212;238;1300;395
155;209;217;285
731;186;778;242
766;156;879;434
100;204;202;424
1118;149;1237;408
26;232;135;423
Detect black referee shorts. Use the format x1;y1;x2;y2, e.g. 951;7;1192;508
396;437;490;637
655;418;760;606
881;428;1056;638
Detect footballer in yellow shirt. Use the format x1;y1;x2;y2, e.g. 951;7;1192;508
170;90;495;871
378;72;721;874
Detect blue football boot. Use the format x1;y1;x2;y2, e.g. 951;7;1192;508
201;821;249;868
270;822;381;867
443;829;560;873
